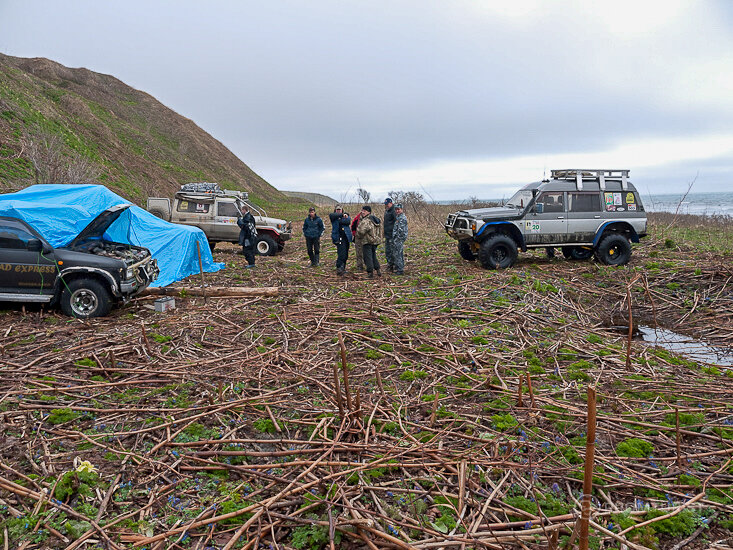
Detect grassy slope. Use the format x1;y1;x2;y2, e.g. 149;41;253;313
0;53;305;208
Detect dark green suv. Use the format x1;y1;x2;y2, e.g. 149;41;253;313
0;205;159;318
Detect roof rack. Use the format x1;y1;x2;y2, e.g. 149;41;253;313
551;169;630;191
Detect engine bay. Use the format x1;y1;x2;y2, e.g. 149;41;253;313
73;240;151;265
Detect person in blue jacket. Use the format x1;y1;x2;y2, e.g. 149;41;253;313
302;207;325;267
328;205;352;276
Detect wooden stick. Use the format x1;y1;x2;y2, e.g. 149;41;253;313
332;359;344;419
338;332;353;414
196;240;207;303
140;286;285;297
579;386;597;550
676;407;682;467
526;372;535;409
140;322;151;355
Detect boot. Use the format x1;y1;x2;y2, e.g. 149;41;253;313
376;268;382;277
367;271;373;279
315;254;320;266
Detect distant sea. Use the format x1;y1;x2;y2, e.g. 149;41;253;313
641;192;733;216
442;192;733;217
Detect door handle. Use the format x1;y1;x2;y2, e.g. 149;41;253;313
594;215;601;219
557;216;564;219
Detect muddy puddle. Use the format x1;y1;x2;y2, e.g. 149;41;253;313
639;326;733;367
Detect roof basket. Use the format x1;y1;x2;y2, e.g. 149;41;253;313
551;169;629;191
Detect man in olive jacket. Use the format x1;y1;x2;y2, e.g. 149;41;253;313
355;205;382;278
383;197;396;271
302;207;325;266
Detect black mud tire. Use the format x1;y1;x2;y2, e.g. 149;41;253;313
478;234;518;269
594;234;632;266
256;235;278;256
545;247;556;259
458;241;477;261
60;278;112;319
562;246;593;260
208;240;216;251
149;209;168;221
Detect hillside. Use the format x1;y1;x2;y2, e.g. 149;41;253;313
282;190;338;206
0;53;290;205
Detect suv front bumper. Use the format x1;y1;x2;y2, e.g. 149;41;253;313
445;215;475;239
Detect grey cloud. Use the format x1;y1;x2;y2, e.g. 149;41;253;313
1;0;732;198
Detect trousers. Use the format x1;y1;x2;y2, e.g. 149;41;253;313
305;236;320;265
336;239;350;271
242;246;256;266
353;236;364;269
384;238;394;267
363;243;380;273
392;240;405;273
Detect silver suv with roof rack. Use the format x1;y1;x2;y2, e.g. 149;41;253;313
444;169;647;269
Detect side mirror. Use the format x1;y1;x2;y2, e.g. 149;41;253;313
27;239;43;252
534;203;544;214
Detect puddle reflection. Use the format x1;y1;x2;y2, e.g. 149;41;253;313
639;326;733;367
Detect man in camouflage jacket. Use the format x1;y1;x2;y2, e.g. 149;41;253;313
392;204;408;275
355;206;382;278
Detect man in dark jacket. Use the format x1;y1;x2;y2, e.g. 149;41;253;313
329;205;352;276
383;197;396;271
237;205;258;268
302;207;325;267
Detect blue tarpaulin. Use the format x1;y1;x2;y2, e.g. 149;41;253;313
0;184;225;287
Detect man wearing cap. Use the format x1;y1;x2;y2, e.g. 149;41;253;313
302;207;325;267
355;205;382;278
383;198;396;271
392;203;408;275
329;205;352;276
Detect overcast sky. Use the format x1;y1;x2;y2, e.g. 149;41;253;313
1;0;732;200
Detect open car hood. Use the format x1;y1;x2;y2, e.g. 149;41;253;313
67;204;131;247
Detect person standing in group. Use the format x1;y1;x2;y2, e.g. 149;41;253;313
392;203;408;275
302;207;325;267
351;209;365;271
355;205;382;278
329;205;352;276
383;197;396;271
237;204;258;269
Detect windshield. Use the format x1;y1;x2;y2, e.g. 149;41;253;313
505;190;534;209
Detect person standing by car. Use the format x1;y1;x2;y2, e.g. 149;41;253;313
351;209;365;271
392;203;408;275
329;205;352;276
355;205;382;278
237;205;258;268
302;207;325;267
383;197;396;272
